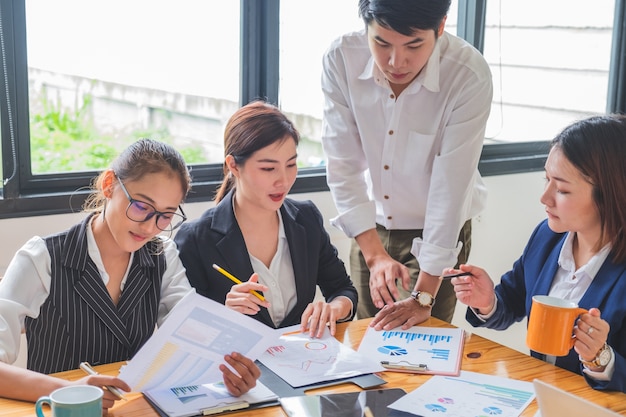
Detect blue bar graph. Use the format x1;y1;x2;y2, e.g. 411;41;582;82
420;348;450;360
382;330;454;345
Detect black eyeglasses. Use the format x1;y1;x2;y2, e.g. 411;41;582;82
115;175;187;232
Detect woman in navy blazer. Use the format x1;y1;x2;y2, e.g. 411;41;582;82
175;101;357;338
449;114;626;393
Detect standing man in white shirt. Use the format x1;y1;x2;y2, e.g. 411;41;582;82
321;0;492;328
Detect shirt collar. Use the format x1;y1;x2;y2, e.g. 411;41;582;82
359;34;443;94
557;231;612;279
86;215;133;288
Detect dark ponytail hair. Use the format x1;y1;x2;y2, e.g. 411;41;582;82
84;138;191;213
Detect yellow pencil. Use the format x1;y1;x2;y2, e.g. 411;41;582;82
364;406;375;417
212;263;266;301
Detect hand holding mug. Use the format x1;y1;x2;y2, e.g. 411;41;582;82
527;295;588;356
574;307;610;364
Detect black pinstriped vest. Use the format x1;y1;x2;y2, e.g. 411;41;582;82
25;215;165;374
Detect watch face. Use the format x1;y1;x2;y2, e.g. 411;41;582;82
416;291;434;307
418;293;431;304
598;348;611;366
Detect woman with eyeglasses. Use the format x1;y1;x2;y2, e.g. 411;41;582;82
0;139;260;413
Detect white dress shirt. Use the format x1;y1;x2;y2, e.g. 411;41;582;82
0;217;193;364
549;232;613;380
321;30;492;275
249;210;298;327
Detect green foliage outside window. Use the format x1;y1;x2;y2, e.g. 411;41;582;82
29;92;207;174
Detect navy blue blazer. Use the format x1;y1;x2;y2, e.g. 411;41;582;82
174;190;357;328
466;219;626;392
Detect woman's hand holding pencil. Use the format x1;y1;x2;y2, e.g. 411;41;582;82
214;264;271;315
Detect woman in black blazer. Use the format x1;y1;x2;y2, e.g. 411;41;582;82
175;101;357;338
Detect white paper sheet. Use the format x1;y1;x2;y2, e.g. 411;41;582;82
258;325;384;387
389;370;535;417
118;291;277;391
357;325;464;376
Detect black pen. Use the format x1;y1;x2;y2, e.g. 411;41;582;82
441;271;473;279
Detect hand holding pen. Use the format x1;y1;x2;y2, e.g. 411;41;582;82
216;264;271;315
446;265;497;314
80;362;130;400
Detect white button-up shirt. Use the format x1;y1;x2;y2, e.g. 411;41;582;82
321;30;492;275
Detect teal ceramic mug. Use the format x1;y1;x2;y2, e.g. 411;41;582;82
35;385;103;417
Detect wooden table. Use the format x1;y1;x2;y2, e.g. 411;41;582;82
2;317;625;416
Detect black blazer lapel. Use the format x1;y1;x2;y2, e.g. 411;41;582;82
212;191;274;326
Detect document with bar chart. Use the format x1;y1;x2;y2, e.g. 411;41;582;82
357;325;465;376
118;291;277;392
389;370;534;417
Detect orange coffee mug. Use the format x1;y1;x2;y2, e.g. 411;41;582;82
526;295;588;356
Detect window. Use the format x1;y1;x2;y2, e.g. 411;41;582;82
483;0;615;144
278;1;361;168
26;0;240;175
1;0;625;218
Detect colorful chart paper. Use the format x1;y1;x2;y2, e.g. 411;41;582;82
357;325;465;376
389;370;535;417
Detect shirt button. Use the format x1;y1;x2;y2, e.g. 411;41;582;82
384;195;389;199
384;165;390;170
388;130;394;135
389;94;395;99
387;216;392;220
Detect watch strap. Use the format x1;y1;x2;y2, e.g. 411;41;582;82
579;343;611;368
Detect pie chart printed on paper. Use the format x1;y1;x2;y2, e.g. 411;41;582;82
377;345;408;356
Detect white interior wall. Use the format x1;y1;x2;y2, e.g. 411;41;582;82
1;170;546;367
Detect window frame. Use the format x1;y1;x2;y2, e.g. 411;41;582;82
1;0;624;219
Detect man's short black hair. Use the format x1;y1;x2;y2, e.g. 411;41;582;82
358;0;451;36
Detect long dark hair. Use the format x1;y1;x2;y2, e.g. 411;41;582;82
551;114;626;262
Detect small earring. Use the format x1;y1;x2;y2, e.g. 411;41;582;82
102;200;107;222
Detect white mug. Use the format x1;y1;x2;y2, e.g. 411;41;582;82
35;385;103;417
